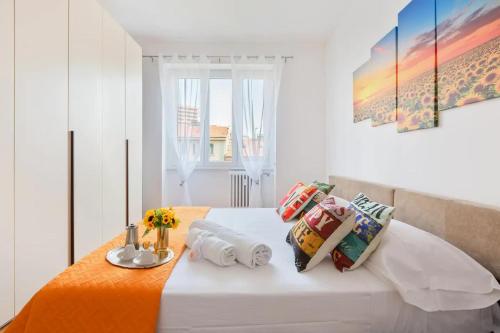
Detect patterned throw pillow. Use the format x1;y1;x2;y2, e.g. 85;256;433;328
331;193;395;272
286;196;355;272
331;195;351;208
278;182;304;207
312;181;334;194
298;181;334;219
277;182;321;222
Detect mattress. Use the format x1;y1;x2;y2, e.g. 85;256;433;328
158;208;499;333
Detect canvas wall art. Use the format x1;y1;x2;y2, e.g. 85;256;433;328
397;0;438;133
370;27;398;126
437;0;500;110
353;60;374;123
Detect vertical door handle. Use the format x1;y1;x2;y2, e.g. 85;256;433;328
125;139;129;227
69;130;75;265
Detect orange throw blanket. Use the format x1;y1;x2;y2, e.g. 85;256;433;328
7;207;210;333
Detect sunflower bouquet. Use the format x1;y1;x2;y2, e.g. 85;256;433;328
143;207;180;237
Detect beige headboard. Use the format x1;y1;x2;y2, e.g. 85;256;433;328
329;175;394;206
329;175;500;279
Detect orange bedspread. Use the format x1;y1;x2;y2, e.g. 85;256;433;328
7;207;210;333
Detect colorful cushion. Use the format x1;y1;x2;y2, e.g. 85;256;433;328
286;196;355;272
312;181;334;195
278;181;304;208
331;193;395;272
298;181;335;219
277;182;320;221
331;195;351;208
297;191;327;219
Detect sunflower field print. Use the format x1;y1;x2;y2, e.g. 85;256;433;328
353;60;374;123
437;0;500;110
397;0;438;133
370;27;398;127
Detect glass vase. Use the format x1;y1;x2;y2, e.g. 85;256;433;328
156;226;169;259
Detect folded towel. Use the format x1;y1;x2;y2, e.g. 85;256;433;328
186;227;237;267
191;220;272;268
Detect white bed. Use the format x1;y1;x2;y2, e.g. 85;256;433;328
158;208;499;333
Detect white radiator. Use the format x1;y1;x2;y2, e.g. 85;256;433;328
229;170;253;207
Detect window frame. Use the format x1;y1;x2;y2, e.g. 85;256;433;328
165;69;239;170
166;65;275;171
198;69;240;169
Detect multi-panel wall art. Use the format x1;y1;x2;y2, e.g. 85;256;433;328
353;60;374;123
397;0;438;133
370;27;398;126
352;0;500;133
437;0;500;110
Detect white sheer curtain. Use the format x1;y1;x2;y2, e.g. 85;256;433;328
158;55;210;205
232;56;283;207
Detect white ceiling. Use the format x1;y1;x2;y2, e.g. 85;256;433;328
98;0;339;46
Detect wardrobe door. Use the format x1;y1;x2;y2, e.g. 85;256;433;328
69;0;103;261
102;11;126;241
0;0;15;325
15;0;69;311
125;35;143;224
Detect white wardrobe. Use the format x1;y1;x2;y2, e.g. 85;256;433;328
126;35;144;226
0;0;143;324
0;0;15;327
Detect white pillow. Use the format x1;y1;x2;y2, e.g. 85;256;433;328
364;219;500;312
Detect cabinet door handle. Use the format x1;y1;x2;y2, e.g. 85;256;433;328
69;130;75;265
125;139;129;227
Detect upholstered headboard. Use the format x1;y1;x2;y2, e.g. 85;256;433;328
329;175;500;279
329;175;394;206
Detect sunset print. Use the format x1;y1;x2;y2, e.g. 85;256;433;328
353;29;398;125
437;0;500;110
353;60;374;122
397;0;438;133
370;27;398;127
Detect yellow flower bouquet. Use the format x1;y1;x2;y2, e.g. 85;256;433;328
143;207;180;237
143;207;180;259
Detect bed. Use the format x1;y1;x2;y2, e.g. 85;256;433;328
159;176;500;333
7;177;500;333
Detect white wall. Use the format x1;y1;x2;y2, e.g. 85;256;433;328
143;42;327;210
163;170;275;208
325;0;500;207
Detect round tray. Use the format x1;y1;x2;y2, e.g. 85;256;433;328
106;246;174;269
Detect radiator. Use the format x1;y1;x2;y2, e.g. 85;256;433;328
229;170;253;207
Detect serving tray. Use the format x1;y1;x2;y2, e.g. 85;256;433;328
106;246;175;269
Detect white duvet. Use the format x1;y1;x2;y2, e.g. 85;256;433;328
158;208;499;333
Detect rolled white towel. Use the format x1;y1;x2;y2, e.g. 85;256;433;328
186;227;237;267
200;236;237;267
186;227;213;248
191;220;272;268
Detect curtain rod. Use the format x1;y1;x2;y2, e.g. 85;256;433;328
142;55;294;63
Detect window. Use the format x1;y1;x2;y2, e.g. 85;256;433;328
208;76;233;163
168;68;273;170
176;78;201;163
170;71;235;168
241;79;265;158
